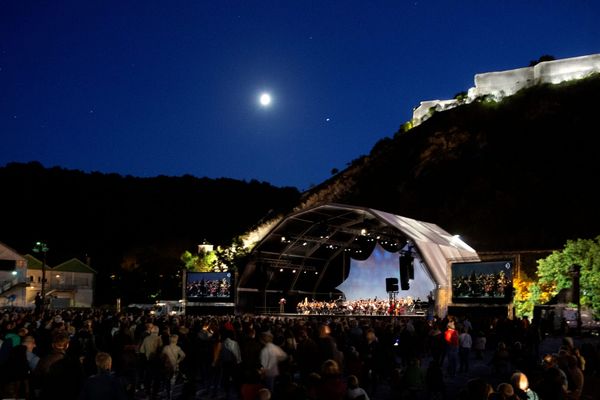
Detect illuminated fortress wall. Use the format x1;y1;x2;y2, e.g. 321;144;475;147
412;53;600;126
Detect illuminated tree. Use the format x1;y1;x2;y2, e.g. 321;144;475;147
181;236;252;273
536;235;600;316
214;236;253;272
180;249;217;272
512;272;535;317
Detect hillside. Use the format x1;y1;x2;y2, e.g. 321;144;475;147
298;74;600;252
0;162;300;303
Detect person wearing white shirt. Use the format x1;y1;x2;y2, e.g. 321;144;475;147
259;331;287;391
458;327;472;373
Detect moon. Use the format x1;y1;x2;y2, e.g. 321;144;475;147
259;93;272;107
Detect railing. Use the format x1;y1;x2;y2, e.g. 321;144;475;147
28;283;91;291
0;278;22;296
48;284;82;291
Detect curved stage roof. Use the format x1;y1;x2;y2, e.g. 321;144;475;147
238;203;480;297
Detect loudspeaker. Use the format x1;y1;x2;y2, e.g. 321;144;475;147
399;255;411;290
385;277;398;292
407;257;414;280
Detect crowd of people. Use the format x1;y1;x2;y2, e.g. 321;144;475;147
0;306;597;400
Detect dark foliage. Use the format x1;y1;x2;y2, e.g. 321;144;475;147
0;162;299;304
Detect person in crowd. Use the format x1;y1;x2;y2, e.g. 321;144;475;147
73;319;98;377
535;361;567;400
214;328;242;399
316;323;338;366
33;331;85;400
315;359;346;400
511;371;539;400
78;352;128;400
138;324;163;398
428;321;446;366
444;321;459;377
425;358;445;400
197;318;218;390
490;341;512;382
458;325;472;373
240;366;265;400
456;377;494;400
257;387;272;400
346;374;369;400
540;353;568;392
161;333;186;399
344;345;364;380
565;354;584;400
360;327;383;395
34;293;44;314
259;330;287;391
0;334;35;399
23;335;40;371
295;327;320;383
473;330;487;360
400;356;425;399
491;382;516;400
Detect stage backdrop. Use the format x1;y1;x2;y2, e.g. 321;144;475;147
336;244;435;302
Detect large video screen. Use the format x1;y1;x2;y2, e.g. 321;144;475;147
451;261;513;303
186;272;233;302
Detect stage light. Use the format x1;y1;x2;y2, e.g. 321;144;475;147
292;269;296;273
279;268;284;272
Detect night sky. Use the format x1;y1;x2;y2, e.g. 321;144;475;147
2;1;599;190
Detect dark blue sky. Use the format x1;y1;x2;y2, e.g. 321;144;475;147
2;1;599;190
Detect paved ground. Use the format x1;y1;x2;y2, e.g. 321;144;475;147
135;333;600;400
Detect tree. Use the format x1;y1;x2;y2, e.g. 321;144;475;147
453;91;468;104
529;54;556;67
512;271;535;318
180;249;216;272
535;235;600;317
214;236;252;272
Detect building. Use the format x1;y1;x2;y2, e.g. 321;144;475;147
24;255;96;308
412;53;600;126
0;242;97;309
0;241;29;307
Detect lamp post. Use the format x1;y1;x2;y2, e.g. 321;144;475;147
33;241;49;310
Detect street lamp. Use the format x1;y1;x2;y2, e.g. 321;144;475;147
32;241;49;310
